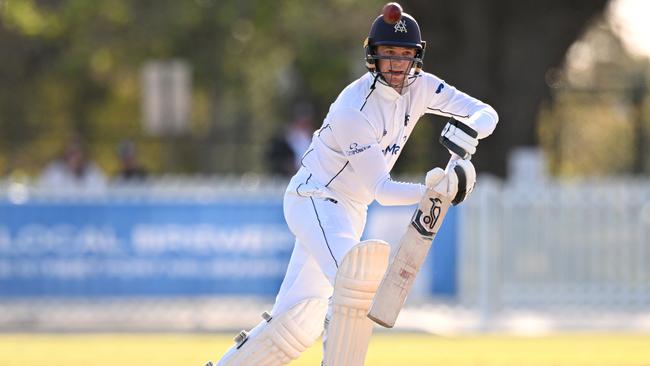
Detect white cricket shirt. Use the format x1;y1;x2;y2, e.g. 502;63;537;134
298;71;498;206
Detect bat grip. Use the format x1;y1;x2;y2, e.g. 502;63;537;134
444;154;459;174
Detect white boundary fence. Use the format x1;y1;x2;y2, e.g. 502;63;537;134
459;177;650;329
2;176;649;332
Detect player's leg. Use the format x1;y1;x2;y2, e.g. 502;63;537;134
285;193;388;365
207;196;336;366
208;242;331;366
322;239;390;366
272;240;334;315
284;193;367;282
208;297;327;366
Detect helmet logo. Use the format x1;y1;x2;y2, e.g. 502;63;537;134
394;19;407;33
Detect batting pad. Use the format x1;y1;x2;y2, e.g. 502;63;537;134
323;240;390;366
213;297;327;366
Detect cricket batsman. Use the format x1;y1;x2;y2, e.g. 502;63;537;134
207;2;498;365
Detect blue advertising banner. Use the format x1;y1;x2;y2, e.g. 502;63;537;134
0;198;457;298
0;200;293;297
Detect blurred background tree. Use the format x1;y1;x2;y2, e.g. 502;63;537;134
398;0;610;177
538;14;650;177
4;0;646;180
0;0;377;177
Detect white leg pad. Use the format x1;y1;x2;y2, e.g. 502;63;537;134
322;240;390;366
213;298;327;366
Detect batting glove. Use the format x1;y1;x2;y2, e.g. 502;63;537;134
439;119;479;159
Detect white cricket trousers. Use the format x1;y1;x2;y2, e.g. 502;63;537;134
271;167;368;316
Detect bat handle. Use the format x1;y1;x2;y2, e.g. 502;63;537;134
444;154;459;174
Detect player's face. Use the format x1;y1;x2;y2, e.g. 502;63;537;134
376;45;417;90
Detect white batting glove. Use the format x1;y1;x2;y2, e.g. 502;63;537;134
439;119;479;159
447;159;476;205
425;167;459;199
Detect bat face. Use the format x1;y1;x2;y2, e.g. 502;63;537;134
368;189;452;328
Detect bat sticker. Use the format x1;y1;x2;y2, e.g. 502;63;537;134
410;197;442;237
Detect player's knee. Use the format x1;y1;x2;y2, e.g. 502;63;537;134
334;239;390;309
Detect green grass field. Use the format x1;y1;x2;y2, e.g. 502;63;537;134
1;333;649;366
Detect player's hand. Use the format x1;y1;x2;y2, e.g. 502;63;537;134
425;167;458;198
439;119;479;159
425;168;445;190
425;159;476;205
447;159;476;205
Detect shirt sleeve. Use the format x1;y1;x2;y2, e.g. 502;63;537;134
426;79;499;139
328;108;425;206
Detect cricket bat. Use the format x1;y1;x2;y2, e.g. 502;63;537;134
367;185;452;328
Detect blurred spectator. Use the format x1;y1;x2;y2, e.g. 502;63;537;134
267;103;315;176
116;140;148;181
39;135;107;192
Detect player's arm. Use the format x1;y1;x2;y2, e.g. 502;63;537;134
426;79;498;139
426;79;498;159
329;109;426;206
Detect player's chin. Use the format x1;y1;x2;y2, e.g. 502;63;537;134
388;78;404;88
386;75;406;88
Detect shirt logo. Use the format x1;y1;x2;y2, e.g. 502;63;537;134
346;142;371;156
383;143;401;155
394;20;407;33
435;83;445;94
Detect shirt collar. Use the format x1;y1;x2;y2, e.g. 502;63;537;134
371;74;411;101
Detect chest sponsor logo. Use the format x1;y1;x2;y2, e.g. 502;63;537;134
346;142;371;156
383;143;401;155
